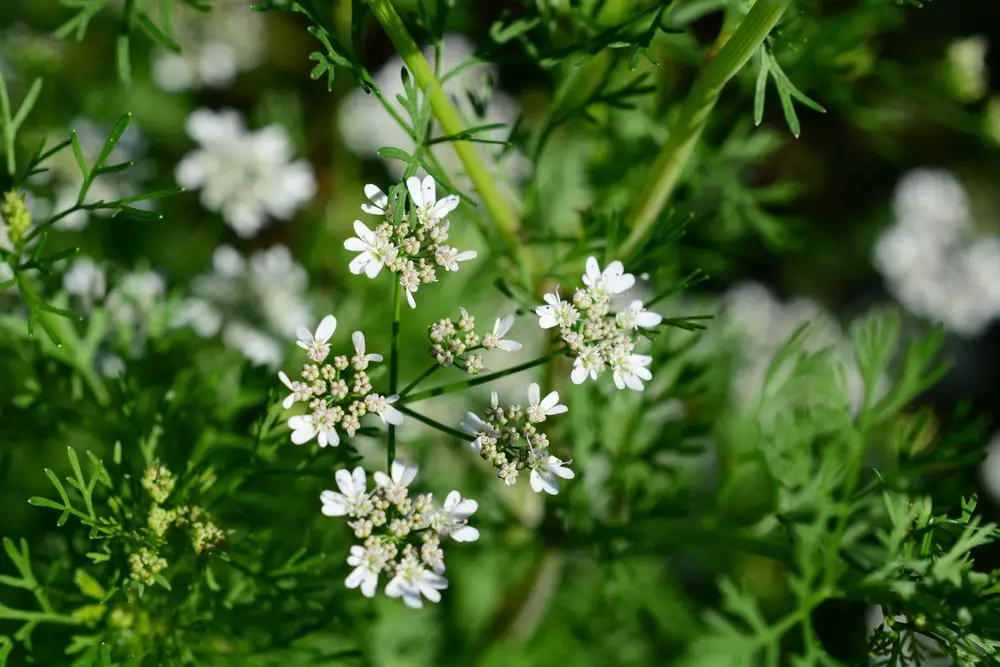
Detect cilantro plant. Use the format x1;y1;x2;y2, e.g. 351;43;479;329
3;0;1000;665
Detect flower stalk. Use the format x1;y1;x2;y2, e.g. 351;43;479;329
364;0;524;260
618;0;792;260
387;280;402;468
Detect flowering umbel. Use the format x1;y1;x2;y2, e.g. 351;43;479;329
277;315;403;447
536;257;661;391
344;176;477;308
321;461;478;608
428;308;521;374
461;383;574;493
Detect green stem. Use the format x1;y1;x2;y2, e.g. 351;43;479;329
396;404;473;442
387;281;402;468
399;363;441;398
365;0;523;258
618;0;791;260
402;353;559;403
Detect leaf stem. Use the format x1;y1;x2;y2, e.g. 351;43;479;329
387;280;402;468
618;0;791;260
396;404;473;442
401;352;559;403
364;0;524;258
399;363;441;398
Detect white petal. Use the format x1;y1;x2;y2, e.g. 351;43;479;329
360;571;378;597
344;237;369;251
430;194;459;219
345;567;366;589
497;340;522;351
315;315;337;343
320;490;347;516
540;390;560;411
454;250;477;263
385;575;406;598
584;257;600;284
353;219;375;243
613;372;626;390
405;290;416;309
363;258;383;279
295;325;312;344
527;383;540;406
352;331;366;355
282;394;296;410
350;466;367;494
349;253;372;276
450;525;479;542
529;469;545;493
335;468;355;495
495;315;514;337
571;365;588;384
278;371;294;389
553;463;575;480
394;459;418;485
421;175;436;207
406;176;424;207
636;310;662;328
382;405;405;426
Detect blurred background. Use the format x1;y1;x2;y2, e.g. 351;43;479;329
2;0;1000;664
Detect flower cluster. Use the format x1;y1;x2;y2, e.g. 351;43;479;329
130;462;227;586
428;308;521;374
345;176;477;308
536;257;661;391
461;383;574;494
322;461;478;608
278;315;403;447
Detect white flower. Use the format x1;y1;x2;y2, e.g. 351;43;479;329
151;0;264;92
407;175;460;225
535;291;579;330
288;408;341;448
277;370;310;409
434;491;479;542
361;184;389;216
62;257;106;309
173;298;223;338
296;314;337;363
616;300;662;330
351;331;384;369
175;108;316;238
374;459;418;492
344;219;396;278
570;346;604;384
482;314;522;351
434;245;478;272
460;412;495;453
582;256;635;296
345;545;381;598
529;453;575;495
610;351;653;391
320;467;372;517
525;383;568;423
385;554;448;609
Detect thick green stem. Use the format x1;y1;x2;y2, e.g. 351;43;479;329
401;353;558;403
387;282;402;468
618;0;791;260
365;0;523;258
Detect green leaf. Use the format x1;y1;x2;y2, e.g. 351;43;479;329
116;34;132;85
0;636;11;666
753;50;770;126
92;114;132;174
69;130;89;181
377;146;415;166
10;79;43;131
137;13;182;52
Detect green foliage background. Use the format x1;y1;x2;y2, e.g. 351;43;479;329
2;0;1000;665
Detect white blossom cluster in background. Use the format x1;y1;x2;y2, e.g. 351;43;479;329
944;35;989;103
536;257;662;391
277;314;403;447
176;108;316;238
172;245;313;368
321;462;478;608
151;0;265;92
979;432;1000;507
61;256;168;376
428;308;521;374
338;33;530;186
720;282;861;410
874;169;1000;338
461;384;574;494
30;117;149;231
345;176;477;308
